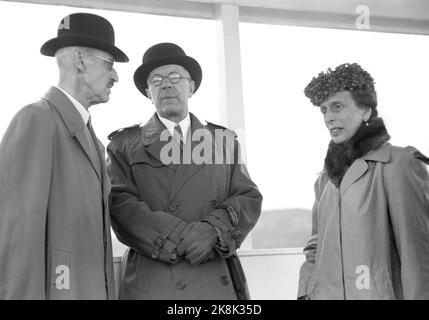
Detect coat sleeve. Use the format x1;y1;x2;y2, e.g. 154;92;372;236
0;104;53;299
385;148;429;299
201;137;263;257
297;173;328;298
107;139;188;264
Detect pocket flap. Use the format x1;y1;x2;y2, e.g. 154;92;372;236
129;152;164;168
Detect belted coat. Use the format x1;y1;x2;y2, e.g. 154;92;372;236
0;87;115;299
107;112;262;299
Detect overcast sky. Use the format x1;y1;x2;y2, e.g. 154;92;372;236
1;1;428;214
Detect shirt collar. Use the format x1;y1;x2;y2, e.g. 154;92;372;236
55;85;90;125
157;112;191;141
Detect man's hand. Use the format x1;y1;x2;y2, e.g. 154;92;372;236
177;221;218;265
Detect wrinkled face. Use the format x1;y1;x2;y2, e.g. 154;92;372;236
320;91;371;144
146;64;195;121
83;49;118;105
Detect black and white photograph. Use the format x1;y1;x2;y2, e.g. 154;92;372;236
0;0;428;309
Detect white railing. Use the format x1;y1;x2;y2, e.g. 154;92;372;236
113;248;305;300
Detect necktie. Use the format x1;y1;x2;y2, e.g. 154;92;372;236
173;124;183;144
86;116;102;177
173;124;183;163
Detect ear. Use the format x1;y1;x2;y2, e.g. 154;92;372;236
145;88;152;99
72;49;86;72
189;80;195;98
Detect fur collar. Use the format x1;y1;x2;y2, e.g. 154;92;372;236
324;117;390;187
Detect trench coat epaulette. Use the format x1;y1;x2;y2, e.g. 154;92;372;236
413;150;429;165
108;123;141;141
205;121;237;139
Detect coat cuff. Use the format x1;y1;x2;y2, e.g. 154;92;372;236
202;210;241;256
151;220;188;263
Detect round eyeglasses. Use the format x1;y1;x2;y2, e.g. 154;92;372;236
149;72;191;86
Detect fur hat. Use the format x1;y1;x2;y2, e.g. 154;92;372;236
304;63;376;106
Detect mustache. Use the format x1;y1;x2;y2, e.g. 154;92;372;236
159;88;179;100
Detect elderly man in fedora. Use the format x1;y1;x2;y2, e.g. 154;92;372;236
0;13;128;299
107;42;262;300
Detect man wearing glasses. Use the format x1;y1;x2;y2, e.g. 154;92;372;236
0;13;128;299
107;43;262;299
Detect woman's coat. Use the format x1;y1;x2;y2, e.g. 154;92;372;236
299;143;429;299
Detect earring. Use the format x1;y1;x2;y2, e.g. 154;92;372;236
364;119;369;126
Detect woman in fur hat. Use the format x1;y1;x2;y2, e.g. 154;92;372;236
298;63;429;300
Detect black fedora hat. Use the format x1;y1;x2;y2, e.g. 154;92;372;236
134;42;202;97
40;13;128;62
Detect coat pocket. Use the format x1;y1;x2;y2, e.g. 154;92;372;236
48;247;71;300
374;267;396;300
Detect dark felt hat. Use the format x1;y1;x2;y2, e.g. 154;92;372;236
40;13;128;62
134;42;202;97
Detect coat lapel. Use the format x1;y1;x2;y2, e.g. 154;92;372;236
43;87;113;297
340;143;392;195
141;113;176;171
141;113;215;202
94;139;111;198
42;87;102;184
167;113;211;203
340;159;368;195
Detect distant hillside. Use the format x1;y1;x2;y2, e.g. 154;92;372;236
111;208;313;256
252;208;312;249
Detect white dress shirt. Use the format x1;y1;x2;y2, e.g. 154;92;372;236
157;112;191;142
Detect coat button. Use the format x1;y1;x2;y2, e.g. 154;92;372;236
221;275;230;286
168;204;180;212
176;280;187;291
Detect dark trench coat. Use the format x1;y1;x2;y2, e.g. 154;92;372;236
107;112;262;299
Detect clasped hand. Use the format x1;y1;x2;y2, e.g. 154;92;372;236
177;221;218;265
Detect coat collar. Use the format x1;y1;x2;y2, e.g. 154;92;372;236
166;113;212;203
43;86;86;137
340;142;392;195
140;112;207;165
141;112;165;147
362;142;391;163
42;86;104;186
140;112;212;203
141;112;205;146
324;117;390;188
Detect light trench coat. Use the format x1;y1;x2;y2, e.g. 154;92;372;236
0;87;115;299
299;142;429;299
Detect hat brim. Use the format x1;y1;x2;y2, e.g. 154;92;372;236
40;35;129;62
133;56;202;98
